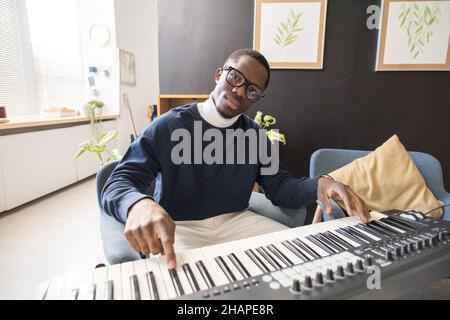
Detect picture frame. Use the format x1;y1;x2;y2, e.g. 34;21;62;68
376;0;450;71
119;49;136;85
253;0;328;69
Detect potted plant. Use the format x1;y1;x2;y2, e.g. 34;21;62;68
83;99;104;122
253;111;286;192
254;111;286;145
75;99;121;165
74;130;121;165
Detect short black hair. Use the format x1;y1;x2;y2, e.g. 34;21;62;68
225;48;271;89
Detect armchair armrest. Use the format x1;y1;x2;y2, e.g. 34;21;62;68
247;192;307;227
436;192;450;221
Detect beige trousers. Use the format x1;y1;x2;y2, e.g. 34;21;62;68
173;210;289;253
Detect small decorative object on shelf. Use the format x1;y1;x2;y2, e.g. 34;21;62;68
43;107;77;118
0;106;9;123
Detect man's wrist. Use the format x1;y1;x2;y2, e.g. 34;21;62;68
319;174;334;181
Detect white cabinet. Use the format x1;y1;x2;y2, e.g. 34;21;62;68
0;137;6;213
74;121;118;180
2;128;78;210
0;120;118;212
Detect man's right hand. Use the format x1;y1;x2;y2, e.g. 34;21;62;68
124;198;176;269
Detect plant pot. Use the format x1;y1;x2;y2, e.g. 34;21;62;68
95;108;103;116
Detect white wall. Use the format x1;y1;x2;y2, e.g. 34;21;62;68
79;0;118;116
114;0;160;154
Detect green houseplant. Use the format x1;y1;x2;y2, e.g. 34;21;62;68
83;100;104;121
254;111;286;145
253;111;286;193
74;100;121;165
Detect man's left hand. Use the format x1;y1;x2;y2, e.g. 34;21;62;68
317;177;370;223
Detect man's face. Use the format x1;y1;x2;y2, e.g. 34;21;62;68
212;55;268;118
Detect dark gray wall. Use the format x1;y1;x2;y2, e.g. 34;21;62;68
158;0;450;190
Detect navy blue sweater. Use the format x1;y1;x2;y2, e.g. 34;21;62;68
102;104;319;223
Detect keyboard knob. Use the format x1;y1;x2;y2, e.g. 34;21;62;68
290;279;301;294
394;247;402;256
303;276;313;290
336;265;345;278
424;238;431;247
364;256;373;266
345;262;355;274
408;242;415;252
315;272;324;285
325;269;335;281
438;231;447;242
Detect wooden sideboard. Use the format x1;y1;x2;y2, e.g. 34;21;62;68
157;94;209;116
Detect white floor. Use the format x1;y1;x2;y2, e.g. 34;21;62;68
0;177;106;300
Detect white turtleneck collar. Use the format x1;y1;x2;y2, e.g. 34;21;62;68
197;94;241;128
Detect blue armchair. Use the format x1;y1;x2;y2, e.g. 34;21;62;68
97;160;307;265
309;149;450;222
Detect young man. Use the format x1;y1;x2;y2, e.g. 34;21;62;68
102;48;369;269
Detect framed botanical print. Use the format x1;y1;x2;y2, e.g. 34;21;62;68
376;0;450;71
254;0;328;69
119;49;136;85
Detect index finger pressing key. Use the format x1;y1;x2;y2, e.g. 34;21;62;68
155;223;176;269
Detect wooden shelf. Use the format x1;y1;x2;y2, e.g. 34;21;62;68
157;94;209;116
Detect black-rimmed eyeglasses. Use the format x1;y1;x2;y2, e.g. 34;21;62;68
221;66;265;102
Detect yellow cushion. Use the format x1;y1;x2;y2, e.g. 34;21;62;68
314;135;443;221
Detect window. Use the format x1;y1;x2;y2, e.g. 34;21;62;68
0;0;85;118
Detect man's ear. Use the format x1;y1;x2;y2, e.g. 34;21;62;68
215;68;222;84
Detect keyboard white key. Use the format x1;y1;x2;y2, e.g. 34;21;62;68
93;266;108;300
107;263;122;300
133;259;151;300
120;261;134;300
146;257;169;300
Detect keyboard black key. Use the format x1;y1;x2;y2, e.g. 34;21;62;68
195;260;215;288
306;235;335;255
182;263;200;292
267;244;293;267
245;249;270;272
371;220;402;235
344;226;373;244
130;274;141;300
256;247;282;270
215;256;237;282
380;218;414;231
282;240;310;262
367;221;397;236
355;223;386;239
105;280;113;300
335;228;367;246
228;253;251;278
293;238;322;259
311;234;341;253
169;269;185;296
387;215;426;228
146;271;159;300
324;231;354;249
88;284;96;300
